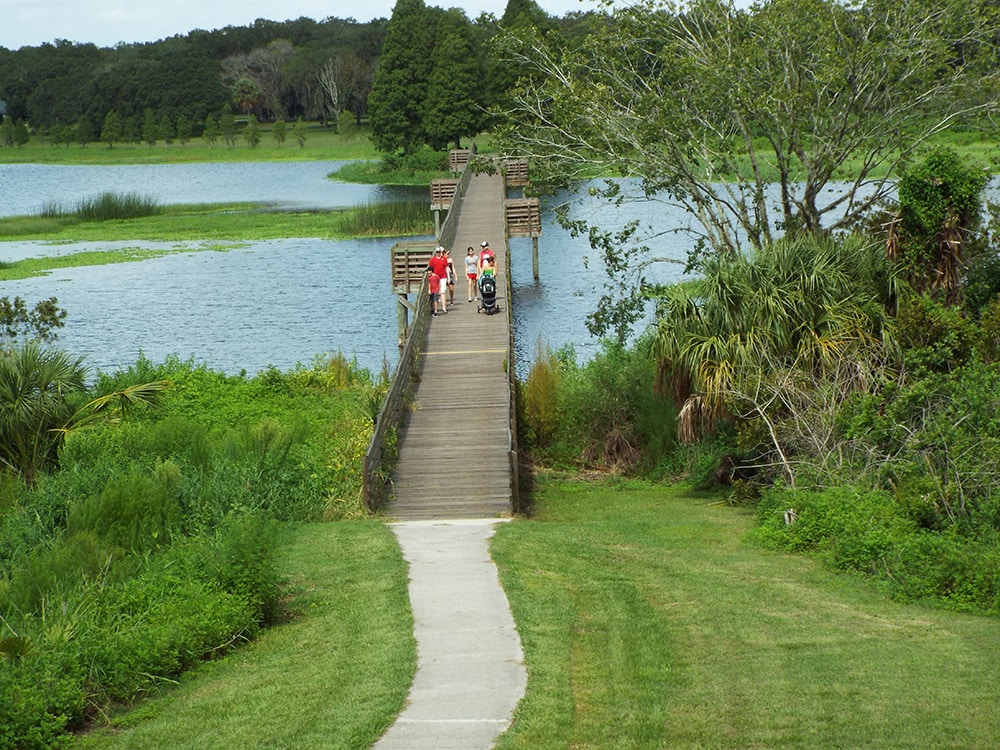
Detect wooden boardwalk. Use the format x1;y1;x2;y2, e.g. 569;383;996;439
386;170;515;521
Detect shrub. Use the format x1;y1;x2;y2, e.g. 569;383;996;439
839;358;1000;526
893;294;979;375
88;571;257;703
207;514;285;625
884;530;1000;612
0;646;88;749
754;486;913;573
67;468;182;555
0;352;379;745
521;341;562;453
4;531;114;614
1;534;268;744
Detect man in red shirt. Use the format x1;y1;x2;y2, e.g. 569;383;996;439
477;241;495;275
427;246;450;313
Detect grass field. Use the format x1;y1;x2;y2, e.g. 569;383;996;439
491;475;1000;750
0;123;381;165
65;476;1000;749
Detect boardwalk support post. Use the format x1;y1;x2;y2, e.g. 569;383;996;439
396;294;410;350
532;237;539;281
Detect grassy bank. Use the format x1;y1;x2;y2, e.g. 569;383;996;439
491;475;1000;749
0;200;434;244
71;520;415;750
0;123;380;165
0;123;453;185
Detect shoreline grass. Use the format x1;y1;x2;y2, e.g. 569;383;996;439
0;124;381;165
0;200;435;279
491;475;1000;749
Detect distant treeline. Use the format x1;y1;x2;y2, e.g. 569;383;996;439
0;0;599;152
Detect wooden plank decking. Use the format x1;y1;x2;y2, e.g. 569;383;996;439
386;171;514;521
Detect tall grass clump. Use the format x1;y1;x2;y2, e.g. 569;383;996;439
38;192;161;221
519;338;676;473
337;200;432;236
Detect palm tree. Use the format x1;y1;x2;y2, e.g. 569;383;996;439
653;233;900;443
0;342;167;485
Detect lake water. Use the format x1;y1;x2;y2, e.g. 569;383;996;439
7;162;994;379
0;161;691;378
0;161;423;217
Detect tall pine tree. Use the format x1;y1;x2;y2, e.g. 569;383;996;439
423;8;487;151
368;0;436;155
487;0;559;113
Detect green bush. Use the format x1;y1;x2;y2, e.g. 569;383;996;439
754;485;1000;612
669;428;740;490
88;572;257;703
964;249;1000;318
67;468;182;554
754;486;912;572
205;514;285;625
0;646;88;749
884;530;1000;612
0;351;381;746
380;146;448;175
0;527;276;744
893;294;979;375
839;358;1000;526
521;339;675;472
4;530;114;614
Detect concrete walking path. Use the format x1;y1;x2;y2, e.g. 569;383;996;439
373;519;527;750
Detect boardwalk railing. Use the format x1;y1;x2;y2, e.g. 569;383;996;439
504;239;522;514
362;278;431;511
361;162;474;511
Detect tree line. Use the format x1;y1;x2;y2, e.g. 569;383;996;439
0;0;597;154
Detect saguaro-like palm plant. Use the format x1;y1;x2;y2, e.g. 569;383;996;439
0;342;167;485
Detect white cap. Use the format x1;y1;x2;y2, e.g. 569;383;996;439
481;241;488;247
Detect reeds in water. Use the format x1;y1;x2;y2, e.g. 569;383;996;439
38;191;162;221
339;200;430;236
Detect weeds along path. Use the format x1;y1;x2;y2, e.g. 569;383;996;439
73;521;415;750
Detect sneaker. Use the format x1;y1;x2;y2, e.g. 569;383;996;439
432;312;439;317
468;298;473;302
441;309;448;314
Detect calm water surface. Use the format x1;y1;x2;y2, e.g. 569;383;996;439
0;161;700;377
0;161;422;217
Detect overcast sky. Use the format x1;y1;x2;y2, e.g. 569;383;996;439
2;0;607;49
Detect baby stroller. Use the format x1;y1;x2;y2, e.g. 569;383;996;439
478;274;500;315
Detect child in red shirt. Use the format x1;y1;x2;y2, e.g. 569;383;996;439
427;269;443;316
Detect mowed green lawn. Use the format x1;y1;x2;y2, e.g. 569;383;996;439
70;477;1000;749
491;476;1000;749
